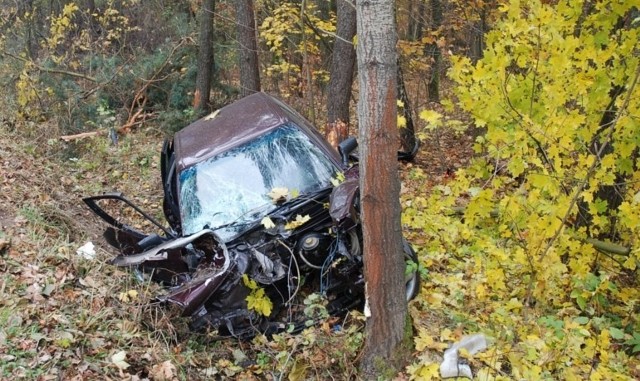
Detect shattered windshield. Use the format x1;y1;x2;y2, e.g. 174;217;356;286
179;124;337;239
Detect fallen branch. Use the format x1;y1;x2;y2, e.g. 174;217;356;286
125;39;186;126
59;112;155;142
1;50;97;82
60;130;104;142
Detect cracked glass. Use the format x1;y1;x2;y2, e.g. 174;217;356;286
179;124;337;240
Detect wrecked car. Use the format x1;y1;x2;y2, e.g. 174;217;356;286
84;92;419;339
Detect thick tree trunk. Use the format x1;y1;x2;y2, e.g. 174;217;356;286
357;0;410;377
194;0;215;115
235;0;261;97
325;0;356;148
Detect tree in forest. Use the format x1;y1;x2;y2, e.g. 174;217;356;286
426;0;442;102
194;0;215;115
406;0;426;41
235;0;261;97
398;64;419;156
325;0;356;148
357;0;411;376
259;2;334;105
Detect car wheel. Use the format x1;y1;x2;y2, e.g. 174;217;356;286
403;238;420;301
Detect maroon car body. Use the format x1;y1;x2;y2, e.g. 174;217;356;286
84;92;419;338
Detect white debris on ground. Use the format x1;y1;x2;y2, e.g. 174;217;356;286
440;333;489;379
76;241;96;260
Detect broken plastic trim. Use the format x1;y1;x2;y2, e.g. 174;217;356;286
111;228;228;267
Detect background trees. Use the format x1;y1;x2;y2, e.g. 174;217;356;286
0;0;495;137
235;0;261;96
194;0;216;115
325;0;356;148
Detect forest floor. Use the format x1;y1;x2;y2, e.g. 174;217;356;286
0;115;475;380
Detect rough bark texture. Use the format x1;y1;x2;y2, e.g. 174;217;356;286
426;0;442;102
469;8;487;63
326;0;357;148
407;0;425;41
194;0;215;115
357;0;410;377
235;0;261;97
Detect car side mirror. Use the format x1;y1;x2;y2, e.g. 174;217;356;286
338;137;358;167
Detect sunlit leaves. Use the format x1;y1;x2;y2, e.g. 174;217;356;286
47;3;79;50
284;214;311;230
260;216;276;229
418;109;442;129
408;0;640;379
330;171;345;187
117;289;139;303
259;2;335;85
242;275;273;317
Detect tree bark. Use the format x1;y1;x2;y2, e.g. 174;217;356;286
357;0;410;377
316;0;335;20
325;0;357;148
235;0;261;97
194;0;215;115
426;0;442;102
407;0;426;41
469;7;487;63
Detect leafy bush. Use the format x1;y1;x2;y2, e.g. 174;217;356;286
407;0;640;378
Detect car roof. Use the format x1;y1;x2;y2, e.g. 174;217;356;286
173;92;340;172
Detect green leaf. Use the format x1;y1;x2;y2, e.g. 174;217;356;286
625;332;640;353
609;327;625;340
574;316;590;325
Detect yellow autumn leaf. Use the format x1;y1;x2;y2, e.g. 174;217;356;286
118;289;138;303
419;109;442;127
330;171;345;187
261;216;276;229
475;283;487;299
285;214;311;230
398;115;407;128
246;288;273;316
415;363;440;380
267;187;289;203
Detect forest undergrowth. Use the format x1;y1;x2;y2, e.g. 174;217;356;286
1;94;639;380
0;122;376;380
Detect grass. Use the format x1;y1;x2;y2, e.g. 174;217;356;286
0;125;370;380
